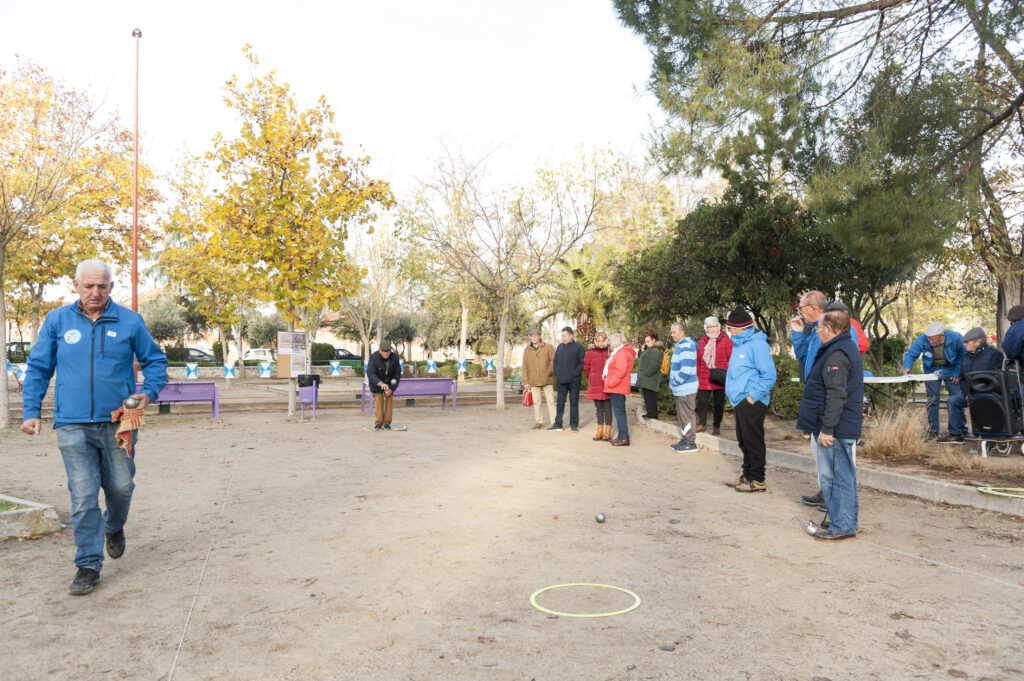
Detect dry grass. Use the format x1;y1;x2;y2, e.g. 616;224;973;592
861;408;929;459
935;448;988;474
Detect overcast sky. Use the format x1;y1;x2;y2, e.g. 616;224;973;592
2;0;663;194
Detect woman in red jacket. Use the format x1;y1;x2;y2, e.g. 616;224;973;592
603;332;637;446
696;316;733;435
583;332;612;441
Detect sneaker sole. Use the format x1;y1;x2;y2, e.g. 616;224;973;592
801;499;823;506
813;533;857;542
735;486;767;493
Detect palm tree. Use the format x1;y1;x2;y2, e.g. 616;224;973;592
551;245;618;346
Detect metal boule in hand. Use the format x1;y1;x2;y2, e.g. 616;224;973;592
123;397;141;410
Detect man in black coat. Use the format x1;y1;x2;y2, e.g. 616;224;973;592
943;327;1004;443
367;341;402;430
551;326;586;432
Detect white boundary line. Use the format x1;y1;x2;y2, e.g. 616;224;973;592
167;434;247;681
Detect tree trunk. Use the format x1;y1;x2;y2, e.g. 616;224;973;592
216;325;232;391
233;323;246;379
0;248;10;430
30;285;43;344
495;298;509;411
458;300;468;384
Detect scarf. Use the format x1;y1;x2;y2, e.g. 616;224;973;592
703;333;718;369
603;345;622;381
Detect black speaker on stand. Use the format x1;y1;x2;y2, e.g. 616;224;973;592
965;370;1023;436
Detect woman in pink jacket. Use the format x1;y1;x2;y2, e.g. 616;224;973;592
696;316;733;435
603;332;637;446
583;332;612;441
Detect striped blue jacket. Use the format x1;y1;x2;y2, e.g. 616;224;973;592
669;336;699;397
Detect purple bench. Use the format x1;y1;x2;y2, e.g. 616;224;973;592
138;381;219;417
360;377;457;412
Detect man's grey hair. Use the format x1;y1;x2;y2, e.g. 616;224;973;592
607;332;627;348
801;290;827;310
75;259;114;282
671;321;685;333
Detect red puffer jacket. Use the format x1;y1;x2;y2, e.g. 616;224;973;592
583;346;610;400
696;334;733;390
604;345;636;395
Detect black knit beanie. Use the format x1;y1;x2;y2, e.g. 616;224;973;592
726;307;754;331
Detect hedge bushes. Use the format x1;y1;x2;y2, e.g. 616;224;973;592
310;342;335;364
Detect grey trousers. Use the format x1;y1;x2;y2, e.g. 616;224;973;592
674;394;697;444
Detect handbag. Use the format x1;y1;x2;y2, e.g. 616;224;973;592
709;368;728;386
522;389;534;407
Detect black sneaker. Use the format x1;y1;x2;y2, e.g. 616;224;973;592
383;424;392;431
671;442;698;452
937;434;964;443
547;424;564;431
374;425;383;431
105;529;125;559
570;426;579;432
69;567;100;595
801;490;824;506
817;503;827;512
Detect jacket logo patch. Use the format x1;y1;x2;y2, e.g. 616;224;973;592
107;330;117;338
64;329;81;344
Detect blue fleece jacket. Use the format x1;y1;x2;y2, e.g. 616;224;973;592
725;328;777;406
902;330;964;376
22;300;168;426
669;336;698;397
1002;321;1024;361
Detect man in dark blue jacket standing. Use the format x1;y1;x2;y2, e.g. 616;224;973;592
21;259;168;595
797;311;863;541
944;327;1005;442
551;326;586;432
1000;306;1024;362
367;340;402;430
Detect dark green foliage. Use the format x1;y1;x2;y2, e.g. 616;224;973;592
385;315;417;347
164;347;187;363
473;338;497;356
141;292;187;343
466;362;485;378
212;341;223;363
881;336;907;366
310;342;335;364
769;354;803;420
245;312;287;349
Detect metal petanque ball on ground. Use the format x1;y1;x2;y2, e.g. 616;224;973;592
595;512;606;523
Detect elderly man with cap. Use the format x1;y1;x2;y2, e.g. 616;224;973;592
903;322;965;439
943;327;1005;443
367;340;402;430
522;327;556;429
1000;305;1024;363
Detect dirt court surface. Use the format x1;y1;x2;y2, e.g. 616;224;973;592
2;405;1023;681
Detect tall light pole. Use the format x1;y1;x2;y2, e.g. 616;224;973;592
131;28;141;312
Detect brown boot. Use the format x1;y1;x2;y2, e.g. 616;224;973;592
696;424;707;433
593;425;604;441
610;437;630;446
603;425;613;441
712;427;721;436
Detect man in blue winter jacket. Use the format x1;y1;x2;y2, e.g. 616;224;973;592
21;259;168;595
723;308;777;493
1000;305;1024;363
797;310;863;541
902;321;965;439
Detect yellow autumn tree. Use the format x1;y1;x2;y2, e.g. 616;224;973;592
0;58;146;429
210;47;393;328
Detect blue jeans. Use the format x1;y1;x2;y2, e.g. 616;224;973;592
610;394;629;439
817;437;858;535
555;378;581;428
57;423;137;571
926;375;961;435
946;391;968;436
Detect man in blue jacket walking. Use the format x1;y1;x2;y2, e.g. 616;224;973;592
902;322;965;439
21;259;168;595
723;308;777;493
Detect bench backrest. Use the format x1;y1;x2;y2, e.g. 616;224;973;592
392;378;454;396
139;382;218;399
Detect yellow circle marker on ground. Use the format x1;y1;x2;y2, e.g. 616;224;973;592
976;486;1024;499
529;583;641;618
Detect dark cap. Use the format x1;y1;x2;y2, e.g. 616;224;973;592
528;327;541;336
962;327;985;342
827;301;849;312
379;340;392;352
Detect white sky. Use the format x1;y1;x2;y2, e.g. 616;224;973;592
1;0;663;195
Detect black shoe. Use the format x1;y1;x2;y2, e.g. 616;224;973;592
69;567;100;595
374;424;383;431
801;490;824;506
570;426;579;432
817;503;827;512
383;424;392;431
937;433;964;443
547;424;564;431
925;431;939;441
812;528;856;542
105;529;125;559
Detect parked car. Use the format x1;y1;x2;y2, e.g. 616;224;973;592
243;348;276;362
334;348;361;360
184;348;215;362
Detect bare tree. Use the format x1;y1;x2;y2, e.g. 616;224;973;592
413;150;610;409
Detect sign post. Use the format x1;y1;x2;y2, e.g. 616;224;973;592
277;331;308;416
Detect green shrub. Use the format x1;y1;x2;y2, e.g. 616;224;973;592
473;338;497;356
437;362;458;378
656;379;676;416
8;352;29;364
212;341;224;363
466;362;485;378
164;347;187;363
769;354;803;419
881;336;907;365
310;342;335;364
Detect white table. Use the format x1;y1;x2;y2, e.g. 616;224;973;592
791;373;940;418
